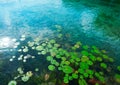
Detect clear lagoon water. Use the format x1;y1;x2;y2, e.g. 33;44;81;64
0;0;120;85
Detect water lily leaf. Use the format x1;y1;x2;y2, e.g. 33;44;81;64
21;75;29;82
81;51;89;56
72;73;78;79
48;65;55;71
8;80;17;85
100;63;107;69
63;66;73;74
80;62;89;70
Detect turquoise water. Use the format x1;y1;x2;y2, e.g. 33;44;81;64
0;0;120;85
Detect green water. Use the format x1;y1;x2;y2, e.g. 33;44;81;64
0;0;120;85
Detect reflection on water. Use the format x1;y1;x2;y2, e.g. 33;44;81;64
0;0;119;61
0;0;119;59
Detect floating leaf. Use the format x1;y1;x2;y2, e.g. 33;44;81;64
80;62;89;70
63;66;73;74
87;60;93;65
21;75;29;82
83;73;88;78
23;46;28;52
83;45;89;50
63;77;69;83
8;80;17;85
28;41;34;47
46;56;53;61
117;66;120;71
81;51;89;56
36;46;43;51
72;73;78;79
115;74;120;83
50;39;56;44
89;55;96;61
48;65;55;71
81;56;89;62
41;50;47;55
96;57;102;62
78;68;84;74
100;63;107;69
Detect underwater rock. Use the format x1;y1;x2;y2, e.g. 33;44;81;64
88;78;106;85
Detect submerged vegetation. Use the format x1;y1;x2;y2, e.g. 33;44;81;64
6;25;120;85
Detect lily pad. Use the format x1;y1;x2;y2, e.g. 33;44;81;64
8;80;17;85
48;65;55;71
100;63;107;69
63;66;73;74
21;75;29;82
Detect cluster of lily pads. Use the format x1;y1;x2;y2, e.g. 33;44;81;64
45;41;115;85
8;25;120;85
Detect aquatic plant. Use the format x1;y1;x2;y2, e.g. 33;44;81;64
8;80;17;85
114;74;120;83
7;27;120;85
117;66;120;71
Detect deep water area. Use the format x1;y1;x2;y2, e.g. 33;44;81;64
0;0;120;85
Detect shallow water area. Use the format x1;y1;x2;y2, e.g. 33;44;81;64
0;0;120;85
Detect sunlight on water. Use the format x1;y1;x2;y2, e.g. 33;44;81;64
0;37;18;49
80;9;96;31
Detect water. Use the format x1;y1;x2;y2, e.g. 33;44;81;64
0;0;120;85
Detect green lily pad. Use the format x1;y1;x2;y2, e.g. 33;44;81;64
69;76;73;80
63;66;73;74
80;62;89;70
46;56;53;61
96;57;102;62
48;65;55;71
81;56;89;62
72;73;78;79
55;62;59;66
115;74;120;83
63;77;69;83
87;60;93;65
36;46;43;51
41;50;47;55
81;51;89;56
109;58;114;62
21;75;29;82
28;41;34;47
89;55;96;61
102;55;109;59
42;43;46;46
8;80;17;85
83;73;88;78
86;70;94;75
78;68;84;74
65;61;70;65
83;45;89;50
50;39;56;44
117;66;120;71
100;63;107;69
